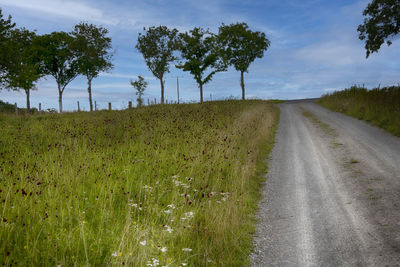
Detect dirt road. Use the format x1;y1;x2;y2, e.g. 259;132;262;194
251;102;400;266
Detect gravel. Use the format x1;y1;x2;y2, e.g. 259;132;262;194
251;101;400;266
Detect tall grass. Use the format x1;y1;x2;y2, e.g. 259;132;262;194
318;86;400;136
0;100;279;266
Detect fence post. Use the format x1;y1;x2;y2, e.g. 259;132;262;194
95;101;97;111
39;103;41;114
108;102;112;111
154;98;156;105
77;101;80;112
128;101;132;109
147;99;150;106
14;103;18;115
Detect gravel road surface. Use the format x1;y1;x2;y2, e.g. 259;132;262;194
251;101;400;266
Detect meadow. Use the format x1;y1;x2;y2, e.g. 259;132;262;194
0;100;279;266
318;86;400;136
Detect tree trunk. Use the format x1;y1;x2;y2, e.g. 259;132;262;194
88;77;93;112
241;71;245;100
25;88;30;111
160;78;165;104
58;84;63;113
199;83;203;104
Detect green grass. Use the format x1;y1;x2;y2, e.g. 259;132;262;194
318;85;400;136
0;100;279;266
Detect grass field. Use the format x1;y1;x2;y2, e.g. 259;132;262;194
318;86;400;136
0;100;279;266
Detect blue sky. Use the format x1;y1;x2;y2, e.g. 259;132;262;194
1;0;399;111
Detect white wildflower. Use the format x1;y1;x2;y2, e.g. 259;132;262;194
163;209;172;214
164;225;173;233
140;240;147;246
128;203;143;210
167;204;175;209
173;179;190;188
181;211;194;220
182;248;192;252
147;258;160;266
181;263;187;266
111;251;118;257
159;247;167;253
143;185;152;190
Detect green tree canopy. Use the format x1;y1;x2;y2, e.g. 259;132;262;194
218;22;270;100
358;0;400;58
177;27;226;103
5;28;42;110
0;9;16;87
72;22;113;111
136;26;178;104
35;31;79;112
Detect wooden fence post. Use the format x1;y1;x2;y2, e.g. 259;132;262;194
39;103;41;114
14;103;18;115
77;101;80;112
147;99;150;106
95;101;97;111
108;102;112;111
128;101;132;109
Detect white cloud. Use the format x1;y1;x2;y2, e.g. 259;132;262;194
0;0;119;25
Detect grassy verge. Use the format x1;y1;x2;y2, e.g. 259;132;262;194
0;100;279;266
318;86;400;136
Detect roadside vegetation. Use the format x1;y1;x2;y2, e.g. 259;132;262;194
318;86;400;136
0;100;279;266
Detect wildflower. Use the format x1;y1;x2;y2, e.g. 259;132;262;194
181;211;194;220
146;258;159;266
163;209;172;214
166;204;175;209
182;248;192;252
129;203;143;210
143;185;152;190
112;252;118;257
140;240;147;246
164;225;173;233
159;247;167;253
181;263;187;266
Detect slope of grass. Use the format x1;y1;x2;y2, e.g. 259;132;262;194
318;86;400;136
0;100;279;266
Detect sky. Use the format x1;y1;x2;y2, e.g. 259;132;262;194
0;0;399;111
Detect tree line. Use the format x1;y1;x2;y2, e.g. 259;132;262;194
1;0;399;112
0;10;113;112
0;9;271;112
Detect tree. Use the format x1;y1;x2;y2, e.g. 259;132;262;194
358;0;400;58
35;32;79;112
5;28;42;110
177;27;226;103
136;26;178;104
130;75;147;107
218;22;270;100
0;9;16;87
72;22;113;112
